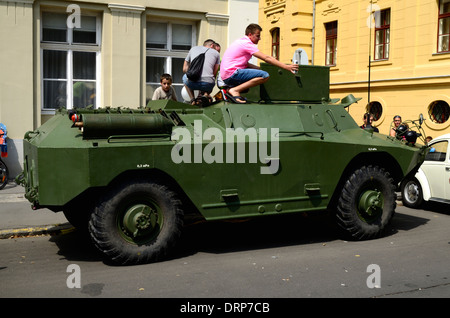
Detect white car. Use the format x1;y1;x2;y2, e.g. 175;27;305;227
401;133;450;208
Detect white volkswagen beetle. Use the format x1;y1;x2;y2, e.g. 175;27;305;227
401;133;450;208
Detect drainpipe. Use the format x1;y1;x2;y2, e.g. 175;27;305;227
312;0;316;65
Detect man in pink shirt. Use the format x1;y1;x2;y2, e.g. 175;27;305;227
220;24;298;103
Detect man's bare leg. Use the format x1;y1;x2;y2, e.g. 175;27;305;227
184;85;196;104
228;77;269;100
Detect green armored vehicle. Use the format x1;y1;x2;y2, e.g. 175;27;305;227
18;64;428;265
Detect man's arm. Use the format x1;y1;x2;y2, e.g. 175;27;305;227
183;60;190;73
253;51;299;73
213;63;220;77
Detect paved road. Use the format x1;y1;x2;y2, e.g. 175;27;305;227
1;195;449;301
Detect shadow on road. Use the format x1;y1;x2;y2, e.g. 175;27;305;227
421;201;450;215
49;212;339;264
49;229;103;263
389;211;429;233
177;212;338;257
48;207;432;265
177;207;431;259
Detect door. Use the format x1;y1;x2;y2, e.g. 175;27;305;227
422;140;450;200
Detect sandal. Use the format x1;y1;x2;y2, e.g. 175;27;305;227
225;93;248;104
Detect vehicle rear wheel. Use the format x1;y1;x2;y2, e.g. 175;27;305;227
401;178;423;208
88;178;184;265
336;165;396;240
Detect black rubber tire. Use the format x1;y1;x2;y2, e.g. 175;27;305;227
0;159;8;190
88;178;184;265
401;178;423;209
335;165;396;240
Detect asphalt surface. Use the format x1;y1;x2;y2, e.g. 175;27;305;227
0;181;71;239
2;180;450;300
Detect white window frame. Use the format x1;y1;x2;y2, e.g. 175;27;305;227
146;19;197;102
40;11;102;114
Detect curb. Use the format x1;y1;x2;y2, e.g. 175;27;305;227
0;222;75;239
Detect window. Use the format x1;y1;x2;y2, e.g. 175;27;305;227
146;21;196;103
438;0;450;53
428;100;450;124
366;101;383;121
325;21;337;66
41;12;101;111
271;28;280;60
425;141;448;162
374;9;390;60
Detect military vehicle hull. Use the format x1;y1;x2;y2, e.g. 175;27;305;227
18;65;428;265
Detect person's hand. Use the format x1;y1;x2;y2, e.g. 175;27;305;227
288;64;299;74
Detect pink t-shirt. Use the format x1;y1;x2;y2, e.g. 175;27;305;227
220;36;259;80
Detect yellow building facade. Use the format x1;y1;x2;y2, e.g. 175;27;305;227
0;0;258;176
260;0;450;137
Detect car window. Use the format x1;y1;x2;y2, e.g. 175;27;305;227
425;140;448;162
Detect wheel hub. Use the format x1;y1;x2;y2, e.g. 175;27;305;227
406;183;419;201
123;204;156;238
358;189;383;217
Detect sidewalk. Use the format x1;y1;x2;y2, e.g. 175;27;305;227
0;181;72;239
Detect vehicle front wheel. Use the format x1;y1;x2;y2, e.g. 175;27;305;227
401;178;423;209
89;178;184;265
335;165;396;240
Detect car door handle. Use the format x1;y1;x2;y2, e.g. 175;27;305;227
446;167;450;171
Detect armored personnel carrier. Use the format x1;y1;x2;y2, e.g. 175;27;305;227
17;64;428;265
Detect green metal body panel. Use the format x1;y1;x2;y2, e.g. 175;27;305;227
19;65;427;222
245;64;330;102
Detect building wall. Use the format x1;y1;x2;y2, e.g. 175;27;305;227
259;0;314;64
229;0;259;46
0;0;258;177
260;0;450;138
